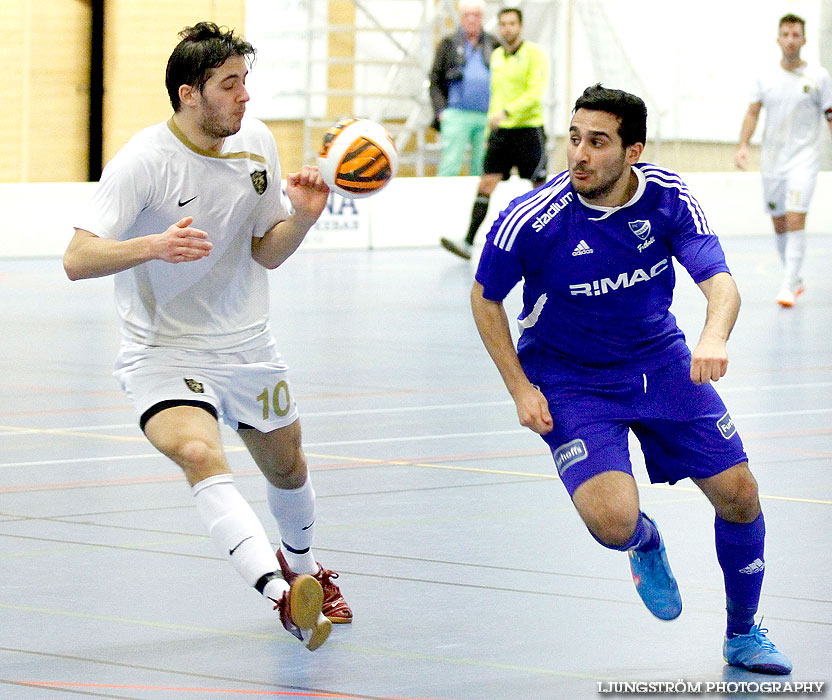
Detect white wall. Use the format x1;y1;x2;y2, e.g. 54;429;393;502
559;0;824;143
3;173;830;259
2;183;98;258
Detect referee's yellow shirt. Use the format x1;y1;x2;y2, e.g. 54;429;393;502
487;41;548;129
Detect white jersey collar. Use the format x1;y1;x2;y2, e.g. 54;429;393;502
579;166;646;221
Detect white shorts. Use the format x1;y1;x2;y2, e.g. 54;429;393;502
761;170;818;216
114;343;299;432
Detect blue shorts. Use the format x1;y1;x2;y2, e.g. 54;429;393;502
538;359;748;497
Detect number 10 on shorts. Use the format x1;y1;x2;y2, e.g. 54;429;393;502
256;381;292;419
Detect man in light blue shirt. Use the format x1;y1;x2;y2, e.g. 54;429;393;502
429;0;498;176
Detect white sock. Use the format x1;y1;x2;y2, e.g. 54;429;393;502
261;576;290;603
775;232;787;265
267;478;318;574
193;474;288;600
783;229;806;288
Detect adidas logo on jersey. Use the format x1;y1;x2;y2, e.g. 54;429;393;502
739;558;765;575
572;240;594;256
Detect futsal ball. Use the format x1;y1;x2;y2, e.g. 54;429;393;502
317;118;398;199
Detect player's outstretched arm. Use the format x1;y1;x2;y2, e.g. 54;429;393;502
252;165;330;270
471;281;553;435
735;102;762;170
63;218;212;280
691;272;741;385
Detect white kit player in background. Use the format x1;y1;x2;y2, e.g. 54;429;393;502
735;13;832;308
62;22;351;651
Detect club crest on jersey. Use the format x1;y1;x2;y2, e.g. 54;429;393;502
628;219;655;251
628;220;651;240
250;169;268;195
183;378;205;394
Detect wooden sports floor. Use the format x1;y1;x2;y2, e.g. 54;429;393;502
1;234;830;699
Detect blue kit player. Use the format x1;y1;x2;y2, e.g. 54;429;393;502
471;84;792;674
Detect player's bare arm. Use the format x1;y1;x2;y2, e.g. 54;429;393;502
251;165;330;270
691;272;741;385
471;281;553;435
735;102;762;170
63;217;212;280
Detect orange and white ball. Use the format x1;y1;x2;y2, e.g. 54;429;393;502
317;118;398;199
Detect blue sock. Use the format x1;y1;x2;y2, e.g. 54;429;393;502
630;512;661;551
590;512;661;551
715;512;766;638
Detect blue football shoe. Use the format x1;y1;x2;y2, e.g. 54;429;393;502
723;619;792;675
627;515;682;620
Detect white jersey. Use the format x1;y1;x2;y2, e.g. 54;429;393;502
77;117;290;353
752;62;832;176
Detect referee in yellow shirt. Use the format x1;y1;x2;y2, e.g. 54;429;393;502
442;7;549;260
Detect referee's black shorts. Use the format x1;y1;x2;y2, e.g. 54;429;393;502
483;126;547;182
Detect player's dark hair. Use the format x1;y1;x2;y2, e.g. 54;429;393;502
166;22;255;111
573;83;648;148
498;7;523;23
779;14;805;32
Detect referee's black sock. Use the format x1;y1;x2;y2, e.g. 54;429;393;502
465;194;490;245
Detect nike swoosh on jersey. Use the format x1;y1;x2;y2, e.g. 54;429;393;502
178;195;198;207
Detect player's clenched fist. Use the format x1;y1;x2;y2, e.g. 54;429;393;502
734;143;751;170
152;217;213;263
514;383;554;435
690;338;729;385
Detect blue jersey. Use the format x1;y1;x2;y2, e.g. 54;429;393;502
475;164;731;381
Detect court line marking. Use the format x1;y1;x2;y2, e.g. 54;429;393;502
1;382;831;436
0;411;828;505
0;422;139;435
2;441;827;472
303;453;832;506
0;586;827;666
0;677;139;700
1;514;829;608
0;610;600;682
0;648;447;700
736;408;832;418
0;448;829;505
3;401;832;462
0;433;829;505
0;424;148;443
15;682;372;698
0;492;832;604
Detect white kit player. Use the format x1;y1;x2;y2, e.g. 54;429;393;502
472;84;792;674
736;13;832;307
63;22;351;651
